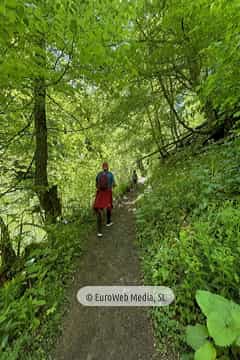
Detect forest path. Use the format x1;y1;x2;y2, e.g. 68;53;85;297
53;192;159;360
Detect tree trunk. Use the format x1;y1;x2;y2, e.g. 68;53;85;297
158;75;195;133
34;35;61;223
168;77;181;143
150;81;168;155
0;216;17;280
146;106;165;158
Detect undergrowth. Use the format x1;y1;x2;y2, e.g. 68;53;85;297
0;213;94;360
136;138;240;357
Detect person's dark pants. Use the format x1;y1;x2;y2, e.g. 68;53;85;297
96;208;112;233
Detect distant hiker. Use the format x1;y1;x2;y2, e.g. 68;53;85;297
93;162;116;237
132;170;138;190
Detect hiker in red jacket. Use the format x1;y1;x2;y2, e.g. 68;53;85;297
93;162;116;237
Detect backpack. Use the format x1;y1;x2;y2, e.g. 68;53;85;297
98;172;108;190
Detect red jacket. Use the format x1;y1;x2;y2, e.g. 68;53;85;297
93;189;113;209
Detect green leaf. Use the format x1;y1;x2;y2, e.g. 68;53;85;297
32;317;40;329
186;324;209;351
207;312;237;346
0;335;9;349
194;341;216;360
0;313;7;324
196;290;229;317
46;303;57;316
230;305;240;329
233;111;240;118
32;299;46;307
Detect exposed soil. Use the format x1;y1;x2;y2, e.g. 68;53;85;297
53;193;160;360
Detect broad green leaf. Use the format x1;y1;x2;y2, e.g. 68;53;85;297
196;290;230;317
194;341;216;360
186;324;209;351
207;312;237;346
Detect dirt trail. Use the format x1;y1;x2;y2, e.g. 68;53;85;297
53;194;159;360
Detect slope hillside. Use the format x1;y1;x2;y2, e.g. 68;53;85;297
136;136;240;359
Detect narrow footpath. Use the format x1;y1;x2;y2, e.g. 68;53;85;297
54;194;158;360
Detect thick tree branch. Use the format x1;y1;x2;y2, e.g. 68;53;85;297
157;74;196;132
47;36;75;87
